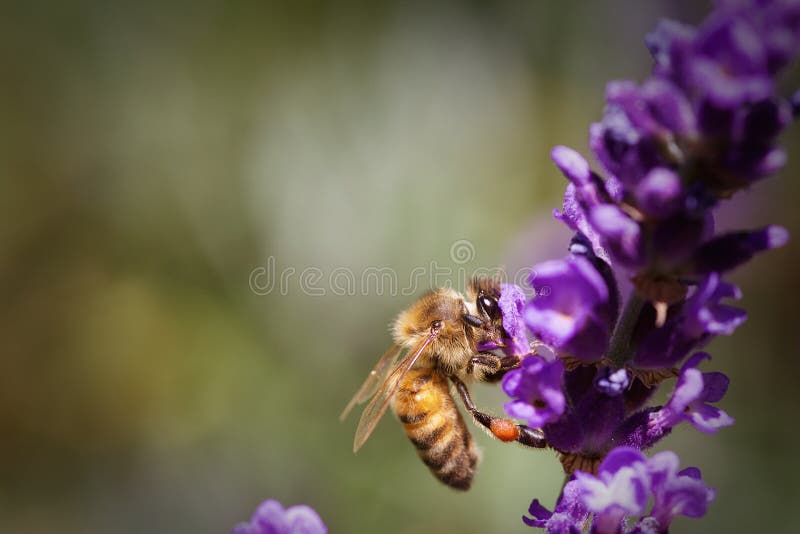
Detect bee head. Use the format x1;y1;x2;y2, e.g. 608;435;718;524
392;288;468;347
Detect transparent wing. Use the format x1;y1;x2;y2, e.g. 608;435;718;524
339;344;402;422
353;327;440;453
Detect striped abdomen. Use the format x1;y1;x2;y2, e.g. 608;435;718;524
391;368;479;490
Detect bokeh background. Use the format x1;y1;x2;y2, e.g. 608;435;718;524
2;1;798;532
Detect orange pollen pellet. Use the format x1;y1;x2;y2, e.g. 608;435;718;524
490;419;520;442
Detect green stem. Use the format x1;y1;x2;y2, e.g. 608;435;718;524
606;293;645;368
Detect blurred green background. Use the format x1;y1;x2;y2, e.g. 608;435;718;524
2;1;798;533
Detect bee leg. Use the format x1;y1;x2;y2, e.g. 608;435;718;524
450;375;547;449
467;354;520;382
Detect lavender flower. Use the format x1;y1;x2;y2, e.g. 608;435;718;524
503;356;566;428
650;352;735;434
646;453;716;528
231;499;327;534
527;448;716;533
551;1;793;282
574;448;650;533
524;256;615;361
634;273;747;369
505;0;797;531
523;480;588;533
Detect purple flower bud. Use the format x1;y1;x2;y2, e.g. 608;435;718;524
552;145;591;186
734;97;792;143
640;78;697;136
607;81;664;138
232;499;327;534
695;11;768;76
634;167;684;219
503;356;566;428
589;107;660;188
689;58;773;109
645;19;696;80
693;225;789;274
652;212;715;270
595;367;630;397
554;186;611;264
551;145;623;268
588;205;646;269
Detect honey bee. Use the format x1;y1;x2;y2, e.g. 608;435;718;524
340;277;546;490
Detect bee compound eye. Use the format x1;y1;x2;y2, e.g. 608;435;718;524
479;296;499;318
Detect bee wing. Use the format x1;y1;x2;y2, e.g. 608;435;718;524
339;344;402;422
353;328;440;453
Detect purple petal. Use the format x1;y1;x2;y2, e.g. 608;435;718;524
284;506;327;534
542;386;567;415
252;500;289;533
502;357;565;427
646;453;716;527
650;468;716;525
678;466;702;480
572;256;611;303
525;256;613;360
599;447;647;477
504;399;538;422
499;283;531;356
237;500;327;534
667;367;704;414
502;368;523;397
698;371;730;403
628;517;661;534
646;450;680;491
575;466;648;515
688;403;735;434
523;499;552;527
682;274;747;338
524;307;580;345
